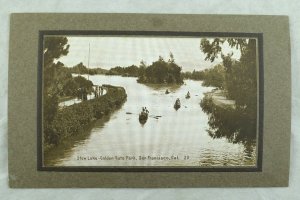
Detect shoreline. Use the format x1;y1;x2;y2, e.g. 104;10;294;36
44;85;127;152
204;89;236;109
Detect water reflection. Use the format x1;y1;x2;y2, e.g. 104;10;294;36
200;94;257;155
44;114;112;166
143;82;182;92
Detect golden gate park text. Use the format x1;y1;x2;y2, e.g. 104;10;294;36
76;155;191;161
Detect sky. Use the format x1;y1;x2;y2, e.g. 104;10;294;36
57;36;241;72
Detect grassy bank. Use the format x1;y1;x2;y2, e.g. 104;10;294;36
44;85;127;151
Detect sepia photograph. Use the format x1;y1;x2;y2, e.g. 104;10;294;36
41;33;261;169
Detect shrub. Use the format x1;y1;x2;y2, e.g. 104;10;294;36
44;85;127;149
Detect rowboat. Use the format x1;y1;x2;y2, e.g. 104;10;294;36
139;111;148;124
174;99;181;110
186;92;190;99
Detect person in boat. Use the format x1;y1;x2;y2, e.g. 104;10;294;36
139;107;148;123
142;107;149;114
174;98;181;110
140;107;148;119
186;91;190;98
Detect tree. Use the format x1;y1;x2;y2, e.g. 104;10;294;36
200;38;247;62
73;76;93;92
168;52;175;63
72;62;88;74
200;38;257;108
43;37;70;126
137;54;183;84
44;36;70;68
201;64;225;88
200;38;258;144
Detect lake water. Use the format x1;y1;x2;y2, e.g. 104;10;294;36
45;74;256;167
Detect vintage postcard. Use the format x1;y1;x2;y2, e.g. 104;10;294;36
8;14;290;187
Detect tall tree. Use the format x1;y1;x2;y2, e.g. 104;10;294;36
200;38;257;108
200;38;258;143
200;38;247;62
43;37;69;123
43;36;69;68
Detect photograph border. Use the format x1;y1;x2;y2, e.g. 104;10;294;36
37;30;264;173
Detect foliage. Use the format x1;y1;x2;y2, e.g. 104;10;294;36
44;86;127;149
200;38;247;62
200;38;257;109
200;38;258;145
106;65;140;77
137;53;183;84
42;37;128;151
182;65;225;89
43;37;94;148
68;62;108;75
200;95;256;144
43;36;70;68
73;76;94;93
223;39;257;112
201;64;225;88
138;60;147;77
43;37;70;124
182;70;205;80
44;61;93;98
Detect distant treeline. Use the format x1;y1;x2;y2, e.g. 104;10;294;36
107;55;184;85
106;65;140;77
67;62;108;75
183;64;225;89
68;61;225;88
68;53;184;84
64;54;227;88
66;62;141;77
182;70;205;80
